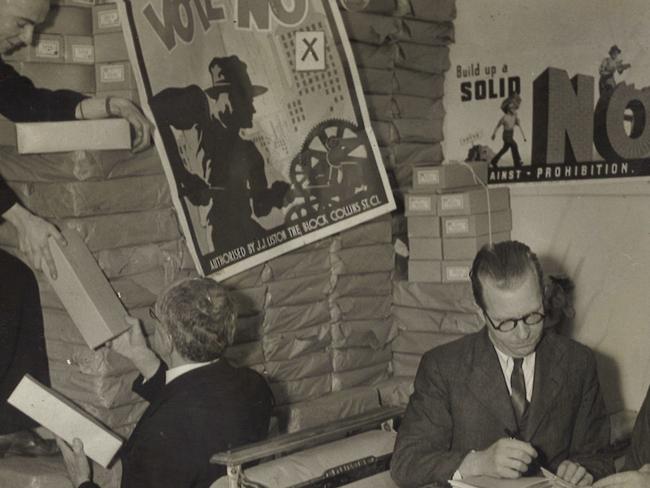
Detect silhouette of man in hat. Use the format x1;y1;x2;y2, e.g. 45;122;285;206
599;45;631;97
150;55;292;254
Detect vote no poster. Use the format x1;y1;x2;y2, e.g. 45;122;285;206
444;0;650;185
117;0;394;279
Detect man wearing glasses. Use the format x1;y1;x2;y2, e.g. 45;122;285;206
391;240;613;487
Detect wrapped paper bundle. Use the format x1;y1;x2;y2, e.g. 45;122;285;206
392;306;482;334
264;352;332;383
331;243;394;275
266;273;332;308
393;281;477;312
262;323;331;362
331;319;397;349
264;247;331;281
392;330;464;356
332;295;392;321
396;42;449;74
269;373;332;406
332;362;389;391
392;352;422;377
334;272;392;297
331;345;392;372
375;376;414;407
263;300;331;335
350;42;398;70
223;341;265;368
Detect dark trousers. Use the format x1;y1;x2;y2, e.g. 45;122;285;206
491;129;522;167
0;250;49;434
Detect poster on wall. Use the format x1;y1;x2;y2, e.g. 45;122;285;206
444;0;650;185
117;0;395;279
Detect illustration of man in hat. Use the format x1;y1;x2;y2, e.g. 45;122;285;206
490;93;526;169
599;45;631;97
150;55;292;255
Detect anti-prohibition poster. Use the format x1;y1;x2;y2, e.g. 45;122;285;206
117;0;395;279
444;0;650;185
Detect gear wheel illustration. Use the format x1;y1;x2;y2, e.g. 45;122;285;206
289;119;370;204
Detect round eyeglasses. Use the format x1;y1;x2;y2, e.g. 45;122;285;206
484;310;545;332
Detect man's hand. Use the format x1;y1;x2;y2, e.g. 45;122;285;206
107;316;160;379
107;97;154;153
459;438;538;479
57;438;91;487
3;203;65;279
593;464;650;488
556;460;593;486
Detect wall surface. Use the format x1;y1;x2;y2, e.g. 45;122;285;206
510;181;650;413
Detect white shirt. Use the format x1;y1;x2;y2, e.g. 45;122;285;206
453;348;536;480
165;360;217;385
493;347;536;402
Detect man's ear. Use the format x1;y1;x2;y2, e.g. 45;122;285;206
159;329;174;356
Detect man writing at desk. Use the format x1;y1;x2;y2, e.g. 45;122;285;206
391;241;613;487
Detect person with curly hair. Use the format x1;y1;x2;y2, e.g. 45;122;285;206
58;278;274;488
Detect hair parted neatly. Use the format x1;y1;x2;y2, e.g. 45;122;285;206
154;277;237;362
469;240;544;310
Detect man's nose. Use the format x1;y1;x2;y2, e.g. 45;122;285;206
515;321;531;340
19;25;35;45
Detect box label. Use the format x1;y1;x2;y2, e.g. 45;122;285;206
445;218;470;235
98;10;120;29
408;196;432;212
73;45;94;63
36;39;61;58
446;265;470;281
441;194;465;210
100;64;125;83
416;168;440;186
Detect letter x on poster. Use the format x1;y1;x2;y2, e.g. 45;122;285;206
116;0;395;279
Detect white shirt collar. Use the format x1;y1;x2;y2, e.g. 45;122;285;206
493;346;536;402
165;360;217;385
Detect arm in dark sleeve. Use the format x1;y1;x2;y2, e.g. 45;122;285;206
0;176;19;216
625;386;650;471
132;362;168;402
568;350;615;480
78;482;100;488
149;85;212;205
0;60;86;122
390;353;469;487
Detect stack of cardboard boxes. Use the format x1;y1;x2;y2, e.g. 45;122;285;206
92;1;138;103
405;161;512;283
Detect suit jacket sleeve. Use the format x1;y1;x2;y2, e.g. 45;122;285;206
625;386;650;471
567;349;614;480
132;362;168;402
391;352;470;488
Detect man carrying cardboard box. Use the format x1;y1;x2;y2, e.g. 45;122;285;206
58;278;274;488
0;0;153;456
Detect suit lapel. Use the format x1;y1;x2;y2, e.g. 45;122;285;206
466;329;519;432
524;332;568;440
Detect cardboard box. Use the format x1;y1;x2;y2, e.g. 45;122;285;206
8;62;95;92
95;89;140;104
17;119;131;154
408;260;441;283
409;237;442;260
407;215;441;237
94;31;127;62
442;209;512;238
43;228;131;348
413;161;488;191
93;4;122;34
3;34;64;63
39;5;93;36
442;260;473;283
438;186;510;216
96;61;134;91
64;35;94;64
8;375;122;468
0;120;16;146
404;192;437;216
53;0;95;6
442;231;511;260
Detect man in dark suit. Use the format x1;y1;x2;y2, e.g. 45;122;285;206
594;386;650;488
0;0;153;456
391;240;613;487
58;278;274;488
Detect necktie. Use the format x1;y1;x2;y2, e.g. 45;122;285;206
510;357;528;429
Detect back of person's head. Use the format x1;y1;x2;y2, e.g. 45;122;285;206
154;277;237;362
470;240;543;310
